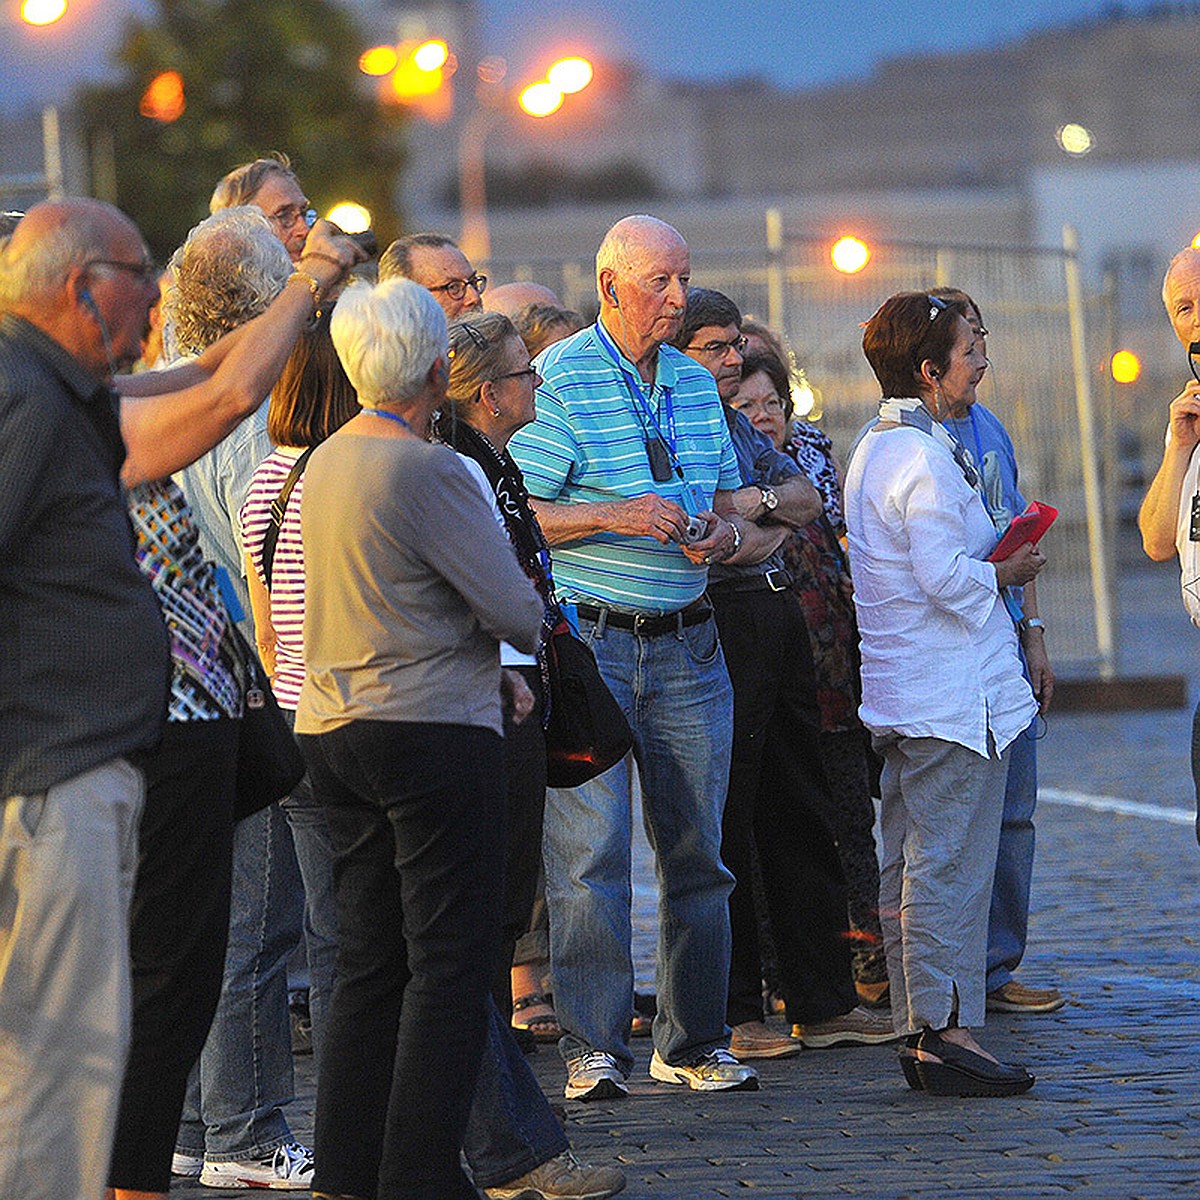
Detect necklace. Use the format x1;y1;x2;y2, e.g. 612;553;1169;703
362;406;415;434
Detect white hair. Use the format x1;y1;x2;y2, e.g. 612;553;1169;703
1163;247;1200;309
330;277;448;407
164;206;291;354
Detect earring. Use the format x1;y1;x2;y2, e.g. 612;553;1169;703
489;405;502;418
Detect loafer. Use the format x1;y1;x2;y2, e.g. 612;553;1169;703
729;1020;802;1060
913;1027;1034;1097
986;981;1066;1014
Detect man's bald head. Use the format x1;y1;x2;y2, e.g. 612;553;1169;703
483;280;559;318
1163;247;1200;349
595;215;686;285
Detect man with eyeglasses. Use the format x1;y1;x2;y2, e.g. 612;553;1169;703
211;152;315;263
378;232;486;319
673;289;894;1060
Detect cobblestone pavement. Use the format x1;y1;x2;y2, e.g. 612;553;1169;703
174;538;1200;1199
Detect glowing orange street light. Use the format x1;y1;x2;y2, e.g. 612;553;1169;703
547;57;593;94
519;82;564;118
1111;350;1142;384
359;45;398;77
139;71;186;123
21;0;66;25
327;202;371;234
413;39;448;71
831;236;871;274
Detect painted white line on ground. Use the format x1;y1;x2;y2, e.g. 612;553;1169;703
1039;786;1194;826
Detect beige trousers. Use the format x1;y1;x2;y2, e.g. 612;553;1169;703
0;758;144;1200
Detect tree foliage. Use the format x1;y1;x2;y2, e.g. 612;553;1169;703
78;0;406;260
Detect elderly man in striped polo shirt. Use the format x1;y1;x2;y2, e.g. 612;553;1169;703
510;214;760;1103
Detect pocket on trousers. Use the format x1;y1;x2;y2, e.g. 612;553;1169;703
681;616;720;665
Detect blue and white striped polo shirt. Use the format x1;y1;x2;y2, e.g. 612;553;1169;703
509;322;741;614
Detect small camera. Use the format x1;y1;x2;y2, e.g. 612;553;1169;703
683;516;707;544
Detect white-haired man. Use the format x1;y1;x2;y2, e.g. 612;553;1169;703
510;215;759;1102
1140;246;1200;842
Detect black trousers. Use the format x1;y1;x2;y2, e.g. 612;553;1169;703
711;586;857;1027
107;718;237;1192
494;665;547;1011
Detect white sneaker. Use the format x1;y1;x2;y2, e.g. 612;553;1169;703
171;1152;203;1178
649;1048;759;1092
199;1140;315;1190
564;1050;629;1102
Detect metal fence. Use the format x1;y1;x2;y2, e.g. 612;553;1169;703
489;218;1122;677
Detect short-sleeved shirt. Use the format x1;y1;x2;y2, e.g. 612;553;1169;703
509;323;741;614
0;315;169;795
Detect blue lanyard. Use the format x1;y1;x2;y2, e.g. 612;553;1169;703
363;406;415;434
594;321;683;475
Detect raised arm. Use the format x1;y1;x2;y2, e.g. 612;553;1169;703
1139;381;1200;561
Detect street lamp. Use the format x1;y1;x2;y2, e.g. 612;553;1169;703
359;41;593;264
831;235;870;274
14;0;67;199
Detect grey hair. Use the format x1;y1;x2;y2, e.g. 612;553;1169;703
0;199;128;310
210;152;299;213
330;277;448;408
595;214;683;287
165;206;291;354
377;233;456;283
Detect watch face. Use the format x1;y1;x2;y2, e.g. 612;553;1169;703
762;487;777;509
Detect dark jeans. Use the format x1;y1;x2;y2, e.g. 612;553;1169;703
300;721;504;1200
711;587;857;1027
495;666;547;1012
108;718;237;1192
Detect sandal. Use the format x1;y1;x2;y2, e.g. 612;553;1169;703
512;993;562;1043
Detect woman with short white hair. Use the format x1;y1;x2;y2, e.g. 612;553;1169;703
296;278;544;1200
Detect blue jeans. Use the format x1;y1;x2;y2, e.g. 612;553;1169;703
464;1000;570;1190
176;800;305;1160
279;709;338;1067
984;718;1037;993
545;608;735;1077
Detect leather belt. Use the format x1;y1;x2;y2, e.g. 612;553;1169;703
707;567;793;596
575;597;713;637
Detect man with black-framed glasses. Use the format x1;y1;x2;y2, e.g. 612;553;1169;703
379;232;486;319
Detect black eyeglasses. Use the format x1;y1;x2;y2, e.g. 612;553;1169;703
85;258;158;285
448;323;491;361
430;274;487;301
494;366;538;383
686;334;748;356
266;204;317;230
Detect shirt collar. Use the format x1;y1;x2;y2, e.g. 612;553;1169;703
0;313;114;409
593;317;679;392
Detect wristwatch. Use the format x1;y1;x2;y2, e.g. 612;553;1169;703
1018;617;1046;635
758;486;779;514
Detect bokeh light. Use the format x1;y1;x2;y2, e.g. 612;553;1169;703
519;82;564;117
547;57;593;94
831;236;870;274
139;71;186;123
1111;350;1142;384
359;45;398;77
1057;123;1095;155
21;0;67;25
327;203;371;234
413;39;449;72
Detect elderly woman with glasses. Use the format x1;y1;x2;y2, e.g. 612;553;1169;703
729;349;890;1004
434;313;561;1037
843;291;1045;1096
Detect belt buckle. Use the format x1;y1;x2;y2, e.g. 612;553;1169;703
765;568;788;592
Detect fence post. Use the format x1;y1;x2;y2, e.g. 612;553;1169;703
1063;224;1117;679
765;207;784;333
42;106;63;201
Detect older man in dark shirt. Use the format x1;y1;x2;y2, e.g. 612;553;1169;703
0;199;170;1200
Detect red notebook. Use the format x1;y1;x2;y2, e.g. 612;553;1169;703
987;500;1057;562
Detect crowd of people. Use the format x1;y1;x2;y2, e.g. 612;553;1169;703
1;149;1093;1200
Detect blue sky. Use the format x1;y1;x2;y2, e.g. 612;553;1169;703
2;0;1169;113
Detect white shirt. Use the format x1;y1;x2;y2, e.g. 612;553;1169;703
844;418;1035;757
1166;427;1200;627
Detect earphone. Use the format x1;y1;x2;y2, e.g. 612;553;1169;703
80;286;101;320
79;285;118;376
607;283;619;306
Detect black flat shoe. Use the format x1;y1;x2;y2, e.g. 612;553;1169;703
899;1034;924;1090
913;1027;1034;1097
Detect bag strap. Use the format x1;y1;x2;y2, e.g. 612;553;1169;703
261;447;314;592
